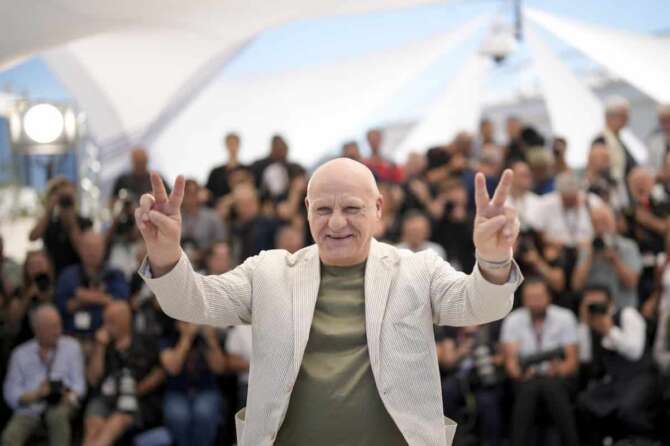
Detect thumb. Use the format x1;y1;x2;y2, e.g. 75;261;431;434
477;215;507;238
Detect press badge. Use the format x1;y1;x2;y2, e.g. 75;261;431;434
74;311;91;330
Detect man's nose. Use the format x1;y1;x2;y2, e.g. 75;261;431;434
328;211;346;231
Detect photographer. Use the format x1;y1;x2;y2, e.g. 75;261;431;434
572;206;642;309
28;177;92;275
84;301;165;446
2;304;85;446
577;285;656;444
515;229;566;297
160;321;227;446
432;179;476;272
437;324;505;446
106;188;143;281
55;231;129;345
6;250;56;347
501;277;580;445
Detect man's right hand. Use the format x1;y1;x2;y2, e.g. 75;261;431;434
135;172;185;276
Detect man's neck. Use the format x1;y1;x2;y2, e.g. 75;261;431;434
114;333;132;351
510;187;525;199
84;265;102;277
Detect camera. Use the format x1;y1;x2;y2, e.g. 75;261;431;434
587;302;609;316
58;194;74;209
519;347;565;371
592;236;605;252
34;273;51;292
45;380;63;405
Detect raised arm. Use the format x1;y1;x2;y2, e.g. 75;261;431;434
135;172;257;327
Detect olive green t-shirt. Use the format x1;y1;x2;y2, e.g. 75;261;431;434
276;261;406;446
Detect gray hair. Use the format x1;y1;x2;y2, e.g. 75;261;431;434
555;171;581;194
604;95;630;115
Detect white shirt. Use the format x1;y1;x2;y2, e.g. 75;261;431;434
506;192;541;230
578;306;646;363
528;192;603;247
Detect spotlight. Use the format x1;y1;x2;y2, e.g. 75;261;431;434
7;100;80;155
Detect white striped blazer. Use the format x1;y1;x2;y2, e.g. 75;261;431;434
139;238;522;445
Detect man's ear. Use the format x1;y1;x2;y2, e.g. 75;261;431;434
304;197;310;212
376;195;384;218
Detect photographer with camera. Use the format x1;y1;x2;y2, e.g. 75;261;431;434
55;231;129;349
84;301;165;446
28;177;92;275
437;324;505;446
6;250;56;347
501;277;580;445
576;285;656;444
160;321;227;446
106;188;144;282
2;304;85;446
572;206;642;309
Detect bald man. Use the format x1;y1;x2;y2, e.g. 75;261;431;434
2;304;85;446
110;147;169;204
136;158;523;446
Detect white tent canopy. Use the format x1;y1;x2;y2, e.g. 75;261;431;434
1;2;669;181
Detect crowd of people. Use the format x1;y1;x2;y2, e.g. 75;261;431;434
0;95;669;446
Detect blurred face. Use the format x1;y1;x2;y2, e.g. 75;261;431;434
206;243;231;274
35;310;62;349
404;152;426;178
522;282;550;318
481;121;494;141
588;145;610;174
234;186;260;222
560;191;579;209
131;149;148;174
506;118;522;140
402;216;430;248
307;160;382;266
607;109;629;131
511;162;532;192
182;181;200;210
26;251;51;279
104;303;132;340
342;142;362;161
627;169;654;202
225;135;240;158
276;227;304;254
591;207;615;235
367;130;382;153
79;232;105;270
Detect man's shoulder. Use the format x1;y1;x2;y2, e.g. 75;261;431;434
12;338;38;358
548;305;577;325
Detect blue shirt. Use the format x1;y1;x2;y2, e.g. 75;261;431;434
3;336;86;416
55;264;129;335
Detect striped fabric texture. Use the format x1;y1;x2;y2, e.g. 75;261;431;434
139;238;522;445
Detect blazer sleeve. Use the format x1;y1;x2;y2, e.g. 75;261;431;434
425;250;522;326
138;250;263;327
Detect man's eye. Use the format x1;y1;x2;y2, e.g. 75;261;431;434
344;206;360;213
316;207;331;215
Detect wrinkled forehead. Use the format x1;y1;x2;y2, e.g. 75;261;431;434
307;179;375;206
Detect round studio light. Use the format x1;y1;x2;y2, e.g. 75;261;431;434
23;103;65;144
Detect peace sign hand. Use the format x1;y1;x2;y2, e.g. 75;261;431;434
473;169;520;262
134;172;185;274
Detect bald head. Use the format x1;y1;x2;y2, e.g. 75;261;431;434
591;206;616;235
307;158;379;201
306;158;383;266
32;304;62;348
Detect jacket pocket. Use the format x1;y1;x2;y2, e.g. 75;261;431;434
235;407;247;444
444;416;457;446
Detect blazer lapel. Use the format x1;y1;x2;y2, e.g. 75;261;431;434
364;239;397;378
291;245;321;375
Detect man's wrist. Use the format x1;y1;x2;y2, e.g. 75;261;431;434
476;252;512;269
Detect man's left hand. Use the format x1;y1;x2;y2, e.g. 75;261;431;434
473;169;520;262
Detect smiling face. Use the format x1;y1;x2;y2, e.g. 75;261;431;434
306;158;382;266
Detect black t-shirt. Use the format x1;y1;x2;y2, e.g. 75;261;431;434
43;215;92;275
205;163;249;205
111;172;169;201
